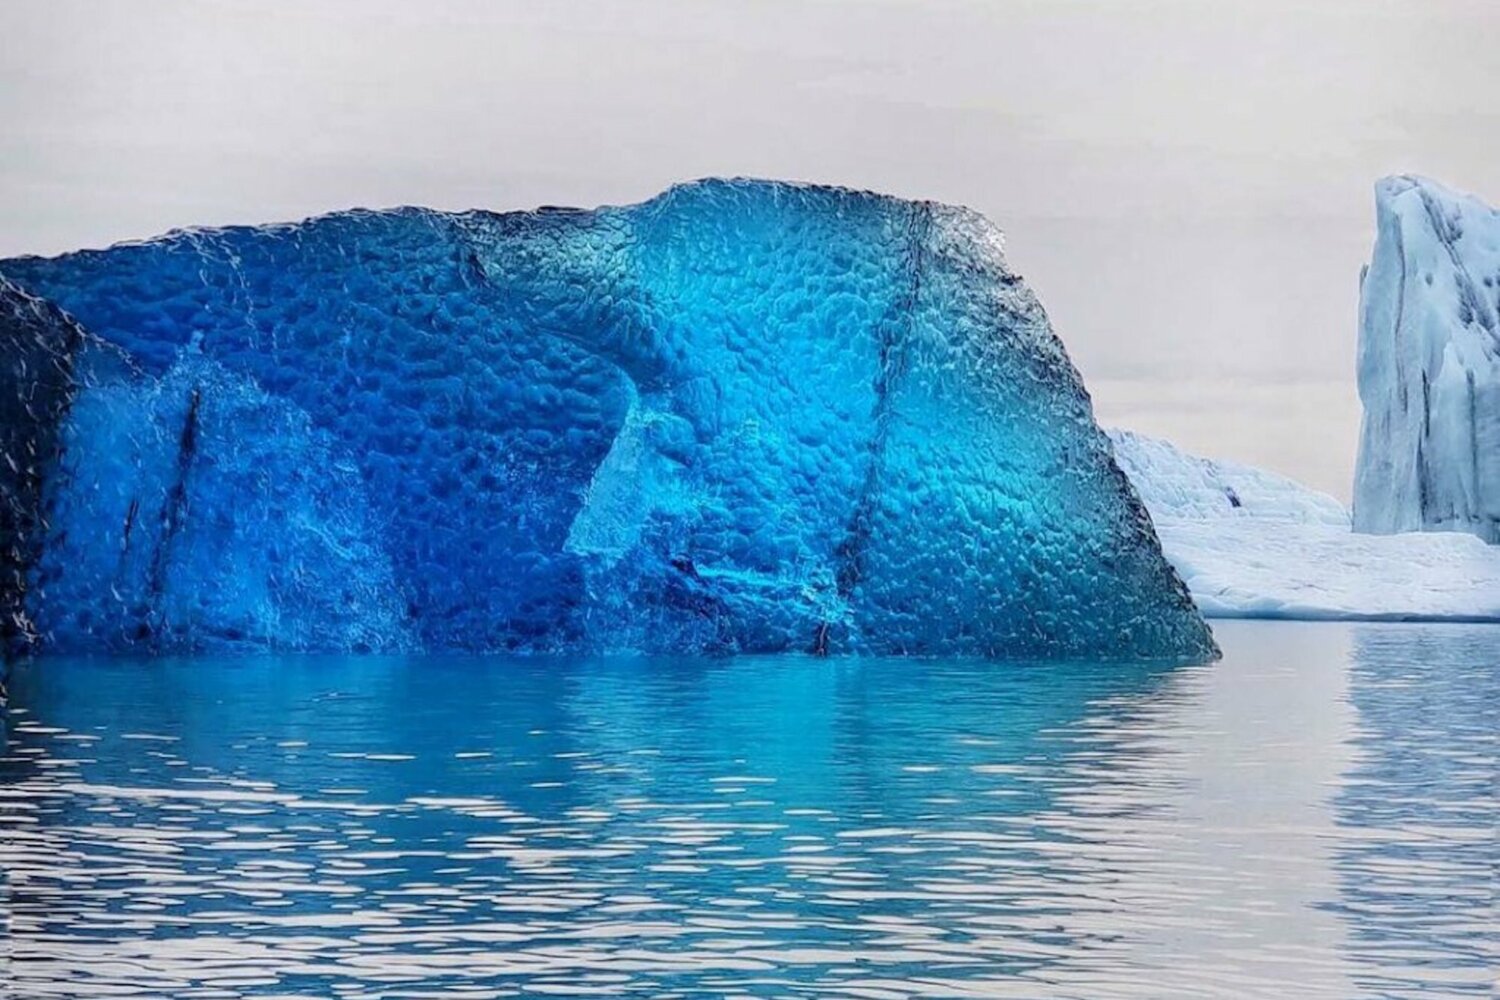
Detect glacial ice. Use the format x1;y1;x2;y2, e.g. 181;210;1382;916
1112;429;1500;622
1;179;1215;659
1;276;87;656
1109;429;1349;528
1354;175;1500;543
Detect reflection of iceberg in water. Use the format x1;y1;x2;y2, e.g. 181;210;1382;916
0;652;1190;996
1020;621;1360;998
1324;625;1498;996
552;654;1207;990
3;628;1492;997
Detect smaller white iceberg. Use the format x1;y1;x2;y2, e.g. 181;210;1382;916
1110;429;1500;622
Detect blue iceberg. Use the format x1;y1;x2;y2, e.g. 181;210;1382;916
1;180;1215;659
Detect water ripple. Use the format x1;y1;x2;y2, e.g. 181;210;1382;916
1;622;1494;997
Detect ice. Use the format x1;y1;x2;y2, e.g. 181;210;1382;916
1;275;96;656
1112;429;1500;621
37;356;411;653
1353;175;1500;543
2;274;410;656
1108;429;1347;527
2;179;1214;659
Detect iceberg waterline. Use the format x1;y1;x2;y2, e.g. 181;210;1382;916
1;179;1215;660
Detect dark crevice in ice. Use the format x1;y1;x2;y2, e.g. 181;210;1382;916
1469;370;1480;500
1392;223;1408;414
1422;371;1431;439
1416;439;1431;521
143;386;201;648
817;200;932;654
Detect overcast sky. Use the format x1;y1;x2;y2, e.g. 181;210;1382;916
4;0;1496;499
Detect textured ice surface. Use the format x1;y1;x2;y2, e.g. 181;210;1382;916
1110;429;1348;527
1;276;409;655
2;180;1214;658
1353;175;1500;543
1;276;97;656
1112;429;1500;621
39;357;411;653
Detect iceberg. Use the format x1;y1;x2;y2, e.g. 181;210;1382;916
1112;429;1500;622
1353;175;1500;543
2;179;1215;659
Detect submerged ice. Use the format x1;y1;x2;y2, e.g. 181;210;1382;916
1354;175;1500;544
2;180;1214;659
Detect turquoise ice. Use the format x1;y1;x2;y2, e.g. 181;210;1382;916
1;180;1214;659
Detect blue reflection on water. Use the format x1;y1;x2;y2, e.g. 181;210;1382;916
0;622;1493;998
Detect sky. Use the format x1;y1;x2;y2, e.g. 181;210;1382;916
3;0;1496;500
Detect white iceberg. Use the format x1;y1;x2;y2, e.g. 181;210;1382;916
1111;429;1500;622
1354;175;1499;544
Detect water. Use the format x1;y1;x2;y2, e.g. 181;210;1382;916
0;621;1494;998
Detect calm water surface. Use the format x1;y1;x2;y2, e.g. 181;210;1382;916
0;621;1494;998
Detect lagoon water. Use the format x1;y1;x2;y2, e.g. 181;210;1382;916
0;621;1494;998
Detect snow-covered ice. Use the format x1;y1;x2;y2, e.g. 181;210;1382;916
1109;429;1348;527
1353;175;1500;544
1111;429;1500;622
